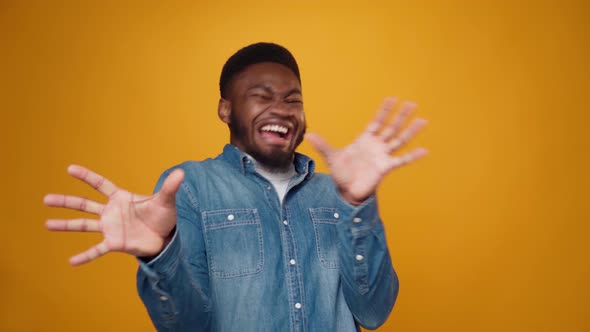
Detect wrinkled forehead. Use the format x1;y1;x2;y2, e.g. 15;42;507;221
230;62;302;95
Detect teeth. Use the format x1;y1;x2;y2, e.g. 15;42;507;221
261;124;288;134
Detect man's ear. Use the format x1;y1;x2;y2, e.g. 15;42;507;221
218;98;231;124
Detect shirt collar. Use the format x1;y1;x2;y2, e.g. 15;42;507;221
218;144;315;178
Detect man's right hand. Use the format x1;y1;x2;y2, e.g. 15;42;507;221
44;165;184;266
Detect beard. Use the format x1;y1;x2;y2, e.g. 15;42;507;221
229;111;306;171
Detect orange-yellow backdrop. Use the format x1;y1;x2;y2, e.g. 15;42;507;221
1;1;588;331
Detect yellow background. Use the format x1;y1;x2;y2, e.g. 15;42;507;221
1;1;588;331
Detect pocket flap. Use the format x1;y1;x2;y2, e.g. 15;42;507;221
309;207;340;224
202;208;260;229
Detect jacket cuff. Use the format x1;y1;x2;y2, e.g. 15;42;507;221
335;194;379;237
137;228;181;280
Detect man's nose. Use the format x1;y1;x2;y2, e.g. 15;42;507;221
267;99;295;116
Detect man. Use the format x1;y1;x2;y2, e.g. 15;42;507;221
44;42;427;331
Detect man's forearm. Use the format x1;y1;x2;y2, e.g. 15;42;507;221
137;230;211;331
336;195;399;330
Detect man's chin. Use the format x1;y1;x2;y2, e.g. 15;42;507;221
249;147;294;170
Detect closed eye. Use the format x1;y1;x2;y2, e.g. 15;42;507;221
251;94;273;101
285;99;303;104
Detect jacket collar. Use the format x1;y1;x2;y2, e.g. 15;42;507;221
218;144;315;179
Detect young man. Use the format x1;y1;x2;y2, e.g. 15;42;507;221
45;42;428;331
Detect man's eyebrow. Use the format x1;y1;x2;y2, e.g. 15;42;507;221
247;84;273;93
247;85;302;97
284;88;302;97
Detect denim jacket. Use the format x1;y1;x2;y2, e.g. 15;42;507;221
137;145;398;332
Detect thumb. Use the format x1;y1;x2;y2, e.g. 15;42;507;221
305;133;333;159
157;168;185;208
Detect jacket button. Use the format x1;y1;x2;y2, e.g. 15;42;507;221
227;214;235;221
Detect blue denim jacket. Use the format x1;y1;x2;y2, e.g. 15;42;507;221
137;145;398;332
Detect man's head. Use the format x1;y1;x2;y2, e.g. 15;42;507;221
218;43;306;170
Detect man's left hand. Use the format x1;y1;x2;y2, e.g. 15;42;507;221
306;97;428;205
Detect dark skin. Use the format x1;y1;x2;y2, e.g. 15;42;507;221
218;62;306;170
44;61;428;265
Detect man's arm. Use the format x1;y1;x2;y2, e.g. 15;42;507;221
306;97;427;329
136;168;212;331
334;195;398;329
44;165;211;330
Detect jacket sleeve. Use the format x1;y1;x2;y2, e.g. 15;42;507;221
136;168;212;331
335;195;399;330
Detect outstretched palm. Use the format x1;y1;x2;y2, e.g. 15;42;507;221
306;97;428;205
44;166;184;266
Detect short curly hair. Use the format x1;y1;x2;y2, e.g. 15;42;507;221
219;42;301;98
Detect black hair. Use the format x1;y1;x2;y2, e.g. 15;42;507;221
219;42;301;98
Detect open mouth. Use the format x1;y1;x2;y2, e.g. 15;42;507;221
259;123;292;144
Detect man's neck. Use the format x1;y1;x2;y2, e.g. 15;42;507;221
255;161;294;175
242;153;296;180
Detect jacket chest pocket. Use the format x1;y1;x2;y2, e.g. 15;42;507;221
202;209;264;278
309;207;340;269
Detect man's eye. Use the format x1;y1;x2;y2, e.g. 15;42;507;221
253;94;272;100
286;99;302;104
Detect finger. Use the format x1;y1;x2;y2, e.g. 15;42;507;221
305;133;334;159
67;165;118;197
44;194;104;215
388;147;429;170
380;101;417;141
365;97;397;134
69;241;109;266
388;118;428;152
156;168;185;208
46;218;100;232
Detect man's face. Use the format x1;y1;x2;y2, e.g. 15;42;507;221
222;62;306;169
